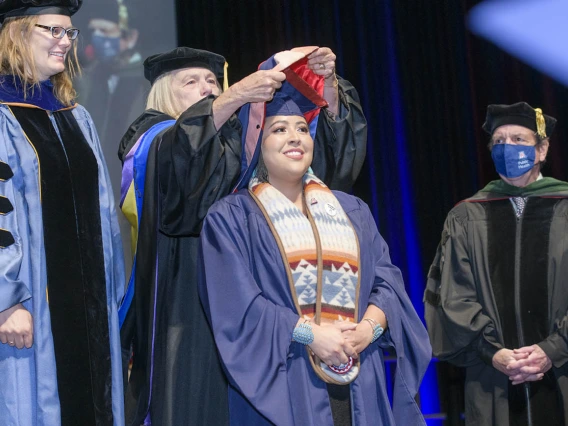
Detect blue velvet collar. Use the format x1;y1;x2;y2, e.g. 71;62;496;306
0;75;70;111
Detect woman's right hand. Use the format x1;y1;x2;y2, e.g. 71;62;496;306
213;70;286;129
231;70;286;104
309;321;357;366
0;303;34;349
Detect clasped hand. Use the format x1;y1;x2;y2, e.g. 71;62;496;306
309;320;374;367
0;303;34;349
492;345;552;385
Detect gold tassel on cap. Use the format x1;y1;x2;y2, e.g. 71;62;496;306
223;61;229;92
117;0;129;31
535;107;547;138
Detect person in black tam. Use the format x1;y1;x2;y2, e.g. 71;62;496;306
117;46;367;426
425;102;568;426
0;1;126;426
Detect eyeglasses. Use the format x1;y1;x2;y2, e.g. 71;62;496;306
35;25;80;40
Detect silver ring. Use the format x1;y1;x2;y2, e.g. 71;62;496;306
319;63;325;70
8;341;14;345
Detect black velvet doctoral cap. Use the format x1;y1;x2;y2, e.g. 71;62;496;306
482;101;557;139
144;47;226;85
0;0;82;23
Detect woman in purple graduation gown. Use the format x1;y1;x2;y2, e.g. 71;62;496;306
199;70;432;425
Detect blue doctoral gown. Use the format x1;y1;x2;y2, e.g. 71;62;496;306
0;102;125;425
199;190;431;425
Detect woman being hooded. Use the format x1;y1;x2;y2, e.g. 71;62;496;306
118;47;366;425
0;1;125;426
198;51;431;425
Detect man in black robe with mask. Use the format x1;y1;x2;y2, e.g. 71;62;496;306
425;102;568;425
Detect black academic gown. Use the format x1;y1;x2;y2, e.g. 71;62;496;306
424;179;568;426
118;77;367;426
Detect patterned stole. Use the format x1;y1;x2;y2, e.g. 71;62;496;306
249;173;361;384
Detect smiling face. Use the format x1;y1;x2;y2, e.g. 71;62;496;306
170;67;221;112
261;115;314;186
29;14;73;81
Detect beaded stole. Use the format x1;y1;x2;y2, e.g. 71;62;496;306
249;173;361;385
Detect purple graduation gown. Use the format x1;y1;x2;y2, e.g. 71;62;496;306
199;190;431;425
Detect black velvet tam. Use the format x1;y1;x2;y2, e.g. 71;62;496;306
144;47;225;85
0;0;82;22
482;101;557;138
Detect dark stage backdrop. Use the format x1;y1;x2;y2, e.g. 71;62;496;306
175;0;568;424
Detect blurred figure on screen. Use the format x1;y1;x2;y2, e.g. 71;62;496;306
76;0;146;143
75;0;148;271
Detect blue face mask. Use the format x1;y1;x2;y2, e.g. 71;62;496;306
91;33;120;62
491;144;536;178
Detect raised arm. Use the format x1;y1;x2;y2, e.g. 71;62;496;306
311;76;367;192
212;70;286;130
156;96;242;236
157;71;286;237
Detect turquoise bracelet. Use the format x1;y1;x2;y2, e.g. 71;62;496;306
371;323;384;343
363;318;384;343
293;321;314;345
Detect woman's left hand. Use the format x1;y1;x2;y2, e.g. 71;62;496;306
341;321;374;358
307;47;336;81
307;47;339;116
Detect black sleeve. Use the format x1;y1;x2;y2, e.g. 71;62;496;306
311;76;367;192
539;315;568;368
424;207;502;367
157;96;242;237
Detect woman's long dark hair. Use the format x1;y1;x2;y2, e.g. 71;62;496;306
255;152;270;183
